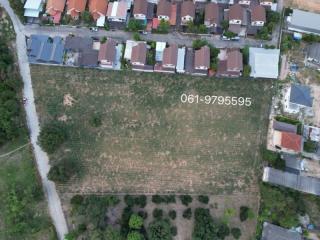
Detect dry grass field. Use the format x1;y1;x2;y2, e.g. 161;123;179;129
284;0;320;13
31;66;273;194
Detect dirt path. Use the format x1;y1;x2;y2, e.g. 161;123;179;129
0;1;68;239
0;143;30;158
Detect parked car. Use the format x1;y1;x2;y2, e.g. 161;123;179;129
90;27;98;32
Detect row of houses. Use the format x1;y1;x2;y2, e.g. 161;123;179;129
24;0;271;35
27;34;280;78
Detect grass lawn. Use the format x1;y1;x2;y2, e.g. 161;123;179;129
32;66;273;194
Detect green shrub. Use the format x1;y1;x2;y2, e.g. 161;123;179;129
217;223;230;239
303;140;318;153
231;227;241;239
47;157;80;183
180;195;192;206
127;231;144;240
152;195;175;204
38;121;67;153
129;214;144;230
198;195;209;204
168;210;176;220
240;206;250;222
182;208;192;219
170;226;177;236
147;219;172;240
135;195;147;208
90;114;102;127
153;209;163;219
125;195;135;207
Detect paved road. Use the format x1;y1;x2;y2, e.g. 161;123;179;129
24;24;278;48
0;1;68;239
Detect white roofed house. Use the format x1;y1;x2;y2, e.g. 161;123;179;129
24;0;44;18
287;9;320;35
249;47;280;78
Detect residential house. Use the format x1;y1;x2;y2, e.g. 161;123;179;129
24;0;43;18
217;48;243;77
157;0;171;21
284;84;313;114
88;0;108;26
155;42;166;62
64;36;98;67
307;43;320;68
287;9;320;35
131;42;147;66
228;4;243;25
194;46;210;75
249;47;280;78
228;4;245;34
181;1;195;25
106;1;128;22
261;222;303;240
176;47;186;73
260;0;273;8
27;35;64;64
162;44;178;69
251;5;266;26
98;39;117;68
263;167;320;196
66;0;87;19
273;130;302;153
282;153;304;174
46;0;66;23
204;3;219;28
133;0;148;20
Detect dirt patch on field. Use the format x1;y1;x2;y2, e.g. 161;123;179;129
284;0;320;13
63;94;75;106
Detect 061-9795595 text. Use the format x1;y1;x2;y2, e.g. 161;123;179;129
180;94;252;106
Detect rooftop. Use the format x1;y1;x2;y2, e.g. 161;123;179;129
290;84;313;107
261;222;302;240
281;132;302;152
289;9;320;34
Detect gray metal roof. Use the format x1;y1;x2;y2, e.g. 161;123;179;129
288;9;320;35
308;43;320;62
263;167;320;196
261;222;302;240
273;121;297;133
290;84;313;107
65;36;93;51
282;153;302;174
27;35;64;64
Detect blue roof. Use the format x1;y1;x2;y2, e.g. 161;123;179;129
28;35;64;64
290;84;313;107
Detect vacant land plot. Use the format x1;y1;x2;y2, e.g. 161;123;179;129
31;66;273;194
284;0;320;13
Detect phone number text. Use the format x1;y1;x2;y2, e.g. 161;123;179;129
180;94;252;106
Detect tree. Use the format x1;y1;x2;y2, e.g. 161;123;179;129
125;195;135;207
220;20;229;31
81;11;93;25
231;228;241;239
168;210;176;220
153;209;163;219
38;121;67;153
217;223;230;239
242;45;249;65
192;208;218;240
127;19;145;32
180;195;193;206
47;157;81;183
156;20;170;34
198;195;209;204
133;32;141;41
147;219;172;240
129;214;144;230
127;231;144;240
224;31;237;39
192;39;208;50
105;226;123;240
243;65;251;77
182;208;192;219
240;206;250;222
135;195;147;208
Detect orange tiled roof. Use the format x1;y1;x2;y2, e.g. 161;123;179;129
281;132;302;152
46;0;66;12
89;0;108;20
67;0;87;14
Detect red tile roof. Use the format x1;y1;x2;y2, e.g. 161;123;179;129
131;42;147;65
169;3;177;25
181;1;195;18
89;0;108;20
229;4;243;21
67;0;87;17
46;0;66;15
133;0;148;16
227;49;243;71
251;5;266;22
205;2;219;25
98;39;116;62
163;44;178;67
281;132;302;152
194;46;210;69
157;0;171;17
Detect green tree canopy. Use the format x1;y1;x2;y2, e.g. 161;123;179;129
129;214;144;230
38;121;67;153
147;219;172;240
